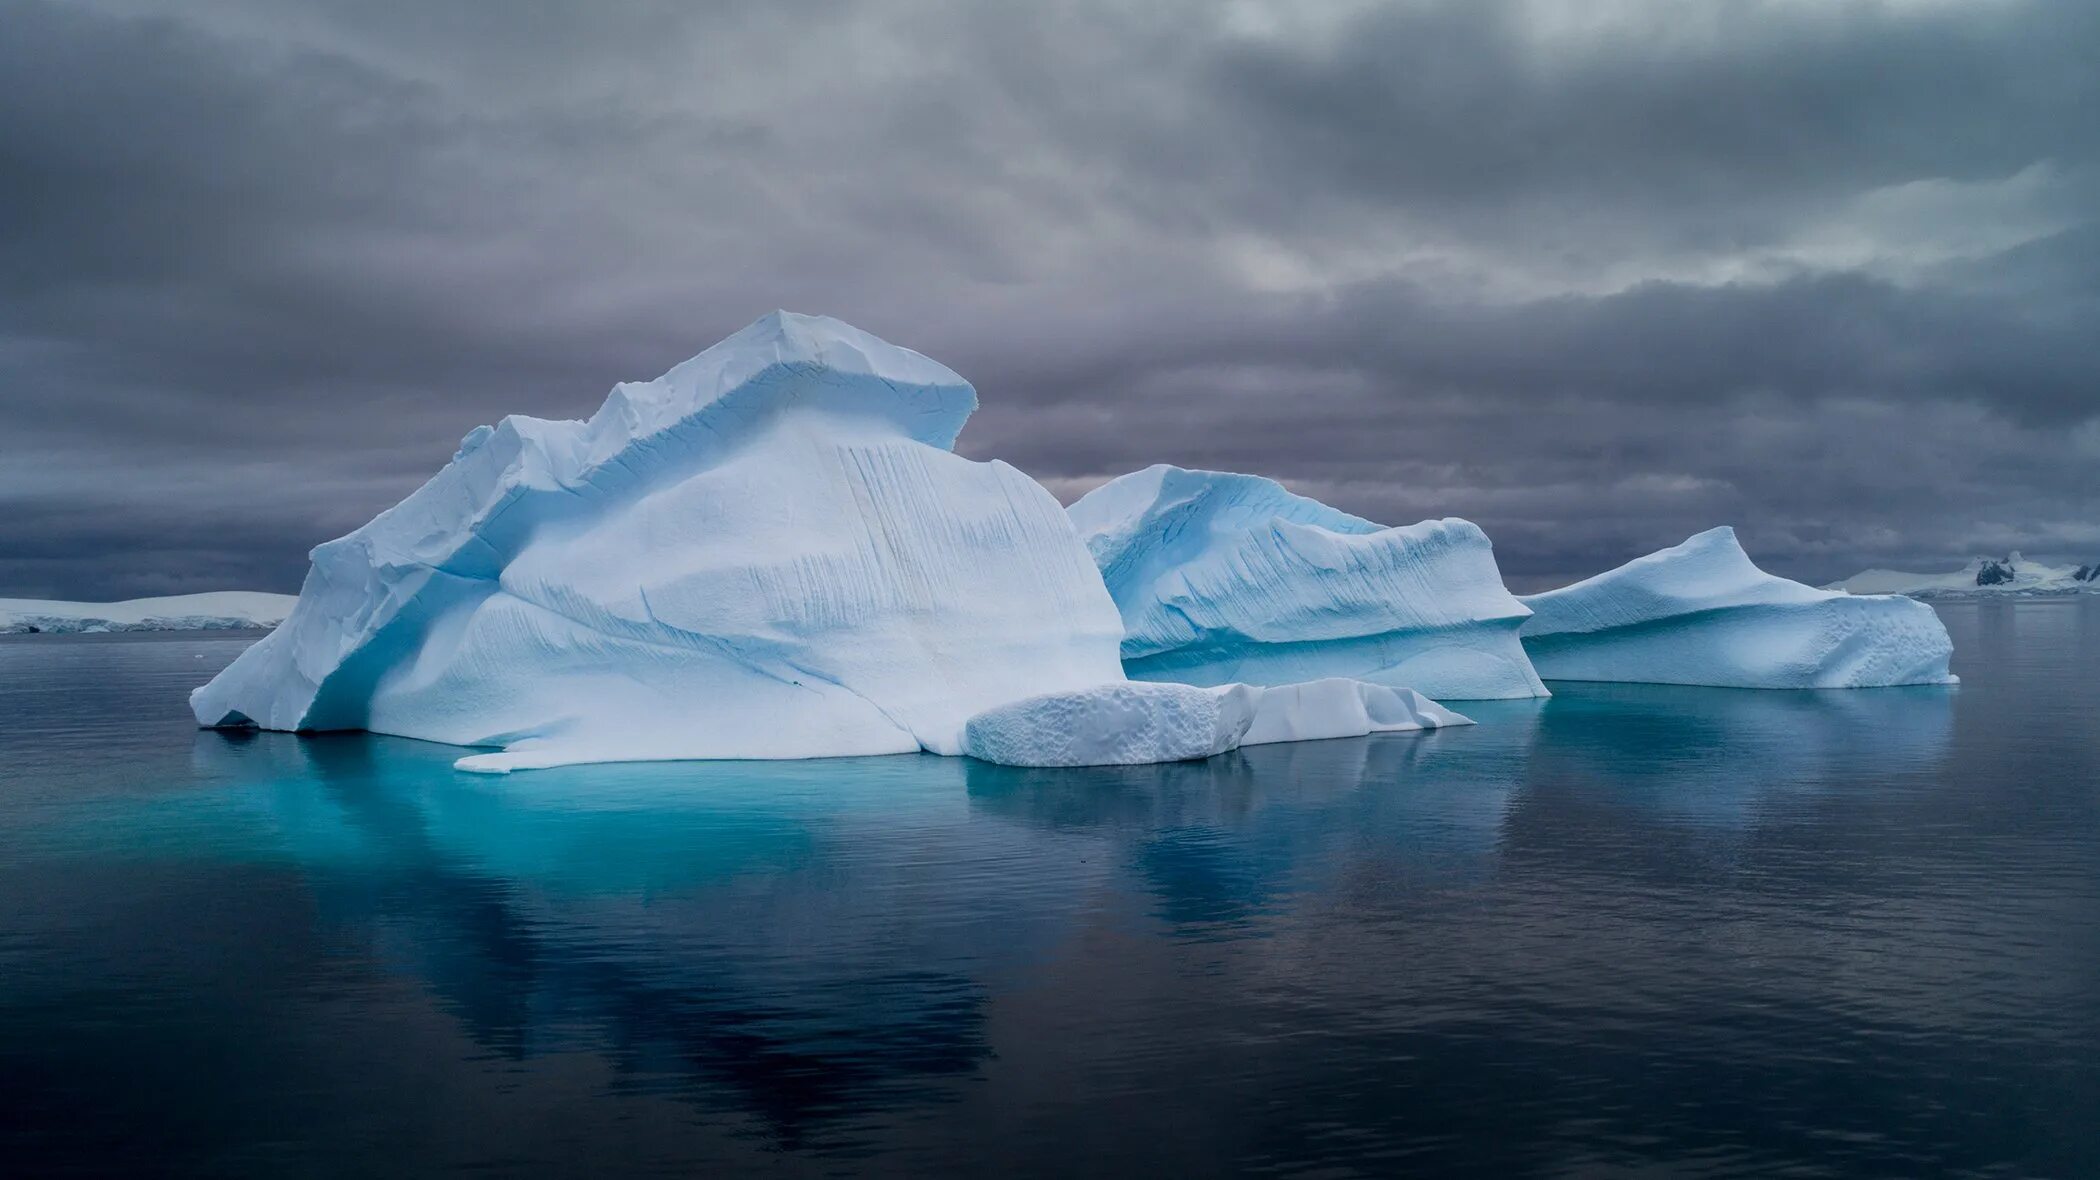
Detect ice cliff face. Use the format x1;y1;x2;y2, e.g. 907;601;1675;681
1067;466;1547;699
192;312;1129;771
1521;527;1956;688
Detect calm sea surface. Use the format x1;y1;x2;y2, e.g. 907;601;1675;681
2;601;2096;1177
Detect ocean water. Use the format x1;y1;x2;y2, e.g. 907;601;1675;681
1;601;2096;1177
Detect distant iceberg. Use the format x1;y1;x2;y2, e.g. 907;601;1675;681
1519;527;1956;688
192;315;1467;773
1826;553;2100;598
1067;465;1547;700
2;592;294;635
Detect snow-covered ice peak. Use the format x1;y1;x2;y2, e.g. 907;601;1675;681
1068;465;1547;700
583;310;975;462
1521;527;1956;688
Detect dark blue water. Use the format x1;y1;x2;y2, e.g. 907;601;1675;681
2;601;2096;1177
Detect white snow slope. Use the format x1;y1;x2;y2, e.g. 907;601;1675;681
961;678;1470;768
2;592;294;634
1826;553;2100;597
1067;465;1547;700
1519;527;1956;688
192;312;1132;772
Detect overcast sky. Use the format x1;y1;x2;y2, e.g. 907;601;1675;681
4;0;2097;599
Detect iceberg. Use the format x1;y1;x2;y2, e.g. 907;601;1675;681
1066;465;1547;700
1;591;295;635
1519;527;1956;688
1825;553;2100;597
960;678;1471;768
193;312;1131;772
193;314;1464;773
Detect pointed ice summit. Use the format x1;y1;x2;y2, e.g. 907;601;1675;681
1067;466;1547;699
1519;527;1956;688
192;314;1469;771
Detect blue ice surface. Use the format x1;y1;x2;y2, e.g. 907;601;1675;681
1069;465;1548;699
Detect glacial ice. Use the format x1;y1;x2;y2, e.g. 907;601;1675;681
0;591;295;634
960;677;1471;768
1067;466;1547;699
193;312;1132;772
1519;527;1956;688
194;312;1937;771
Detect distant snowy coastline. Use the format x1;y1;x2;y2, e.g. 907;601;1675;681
1826;554;2100;599
0;592;296;635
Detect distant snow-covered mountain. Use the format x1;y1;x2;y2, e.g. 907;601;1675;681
0;592;296;634
1825;554;2100;598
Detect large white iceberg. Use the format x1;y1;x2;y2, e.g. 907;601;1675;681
1066;465;1547;699
194;312;1131;772
1519;527;1956;688
1;591;294;634
1826;553;2100;597
960;678;1471;768
194;314;1471;773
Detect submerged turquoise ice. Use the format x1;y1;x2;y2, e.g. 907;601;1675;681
4;600;2096;1176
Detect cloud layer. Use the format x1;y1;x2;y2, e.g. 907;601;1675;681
4;0;2096;597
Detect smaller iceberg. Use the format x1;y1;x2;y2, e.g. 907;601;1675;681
962;682;1257;768
961;678;1470;768
1068;465;1547;700
1519;527;1956;688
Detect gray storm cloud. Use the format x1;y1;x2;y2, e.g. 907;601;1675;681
2;0;2096;598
